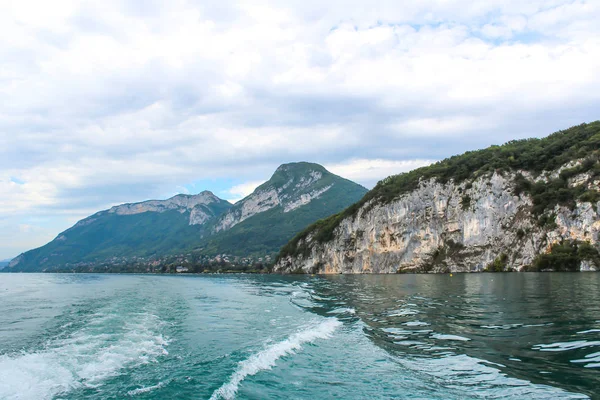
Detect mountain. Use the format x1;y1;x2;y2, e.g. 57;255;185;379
200;162;368;256
0;259;10;270
8;162;367;272
276;122;600;274
9;191;232;272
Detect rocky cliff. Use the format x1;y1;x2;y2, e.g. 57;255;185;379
276;122;600;274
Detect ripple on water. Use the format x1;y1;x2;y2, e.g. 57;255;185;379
399;354;588;399
571;352;600;368
533;340;600;369
533;341;600;352
430;333;471;342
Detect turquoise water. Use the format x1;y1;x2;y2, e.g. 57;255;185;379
0;274;599;399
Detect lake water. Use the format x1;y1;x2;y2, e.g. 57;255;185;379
0;273;599;399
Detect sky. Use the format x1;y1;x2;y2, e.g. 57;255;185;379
1;0;600;260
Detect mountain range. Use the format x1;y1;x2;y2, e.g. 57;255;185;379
8;162;367;272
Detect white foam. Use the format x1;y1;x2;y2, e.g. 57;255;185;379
533;341;600;352
327;307;356;315
431;333;471;341
577;329;600;334
0;312;169;400
127;381;166;396
210;318;341;400
570;351;600;368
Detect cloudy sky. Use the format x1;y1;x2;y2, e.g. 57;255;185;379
1;0;599;259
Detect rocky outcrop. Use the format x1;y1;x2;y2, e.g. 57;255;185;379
107;191;225;226
284;185;333;212
275;166;600;274
214;188;281;232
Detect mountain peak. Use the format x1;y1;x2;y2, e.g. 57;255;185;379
213;162;367;233
273;162;328;179
168;190;217;200
262;162;330;192
9;161;367;271
275;161;327;172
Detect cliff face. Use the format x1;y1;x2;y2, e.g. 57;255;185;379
276;167;600;273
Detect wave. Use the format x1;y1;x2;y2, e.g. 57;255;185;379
0;311;169;400
210;318;341;400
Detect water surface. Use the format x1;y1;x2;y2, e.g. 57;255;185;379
0;273;598;399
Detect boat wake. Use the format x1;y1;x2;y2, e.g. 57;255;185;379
0;310;169;400
210;318;341;400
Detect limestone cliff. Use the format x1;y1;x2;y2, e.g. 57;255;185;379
276;122;600;274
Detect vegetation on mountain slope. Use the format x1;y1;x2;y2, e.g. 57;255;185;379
525;240;600;272
11;211;209;272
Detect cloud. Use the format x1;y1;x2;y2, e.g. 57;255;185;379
225;181;264;204
1;0;599;257
326;159;436;188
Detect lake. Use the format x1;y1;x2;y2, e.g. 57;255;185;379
0;273;598;399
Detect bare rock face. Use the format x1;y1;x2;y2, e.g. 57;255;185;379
275;165;600;274
189;207;212;225
214;188;281;232
107;191;224;226
283;185;333;212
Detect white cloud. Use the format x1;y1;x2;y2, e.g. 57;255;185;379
326;159;436;188
393;116;486;137
225;181;264;204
